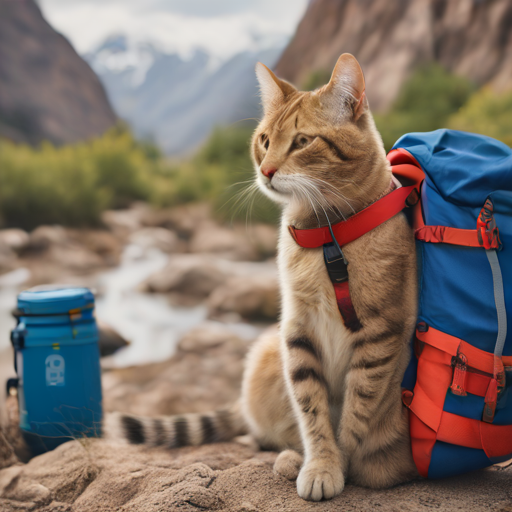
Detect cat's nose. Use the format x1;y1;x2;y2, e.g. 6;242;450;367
261;167;277;180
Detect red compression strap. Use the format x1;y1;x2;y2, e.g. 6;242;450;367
415;225;489;248
289;184;419;248
416;326;512;373
437;411;512;459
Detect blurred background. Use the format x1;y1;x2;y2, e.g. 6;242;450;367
1;0;512;423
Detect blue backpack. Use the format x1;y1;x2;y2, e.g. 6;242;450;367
389;129;512;479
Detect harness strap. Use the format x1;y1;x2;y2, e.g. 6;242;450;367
289;158;424;327
288;181;421;248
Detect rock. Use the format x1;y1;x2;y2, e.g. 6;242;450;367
103;322;252;416
45;245;104;273
0;0;116;146
20;226;118;279
140;256;278;302
189;221;278;261
189;222;260;261
246;224;278;259
178;322;249;354
208;274;280;321
0;244;16;274
101;203;151;237
0;429;18;470
103;322;252;417
129;227;185;254
275;0;512;112
139;254;228;297
140;202;212;239
97;320;129;357
28;226;69;251
68;230;122;267
0;230;30;254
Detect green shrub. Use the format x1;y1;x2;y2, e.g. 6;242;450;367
0;128;157;229
0;123;279;230
374;63;475;151
447;87;512;147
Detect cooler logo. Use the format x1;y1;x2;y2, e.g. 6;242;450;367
45;354;65;387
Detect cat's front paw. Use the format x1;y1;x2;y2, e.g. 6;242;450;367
296;458;345;501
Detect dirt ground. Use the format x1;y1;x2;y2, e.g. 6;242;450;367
0;438;511;512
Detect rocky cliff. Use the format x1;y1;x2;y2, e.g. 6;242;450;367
275;0;512;111
0;0;117;145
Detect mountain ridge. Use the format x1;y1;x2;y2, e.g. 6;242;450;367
275;0;512;111
85;35;284;155
0;0;117;146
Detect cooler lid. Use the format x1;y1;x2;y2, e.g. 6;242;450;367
17;286;95;315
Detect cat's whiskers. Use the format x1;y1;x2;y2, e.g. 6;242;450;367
292;174;352;222
226;180;260;224
307;177;356;215
290;180;322;226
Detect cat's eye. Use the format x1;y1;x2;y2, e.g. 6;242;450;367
260;133;269;150
291;134;313;151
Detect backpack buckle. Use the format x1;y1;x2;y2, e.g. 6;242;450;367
450;353;468;396
482;356;505;424
477;199;502;250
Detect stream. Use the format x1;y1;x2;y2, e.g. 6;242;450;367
0;242;262;372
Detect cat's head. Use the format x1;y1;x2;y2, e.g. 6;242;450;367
251;54;389;224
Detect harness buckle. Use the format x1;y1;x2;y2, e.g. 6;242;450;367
323;242;349;283
323;218;349;283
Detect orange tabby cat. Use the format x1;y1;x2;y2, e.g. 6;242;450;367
107;54;418;501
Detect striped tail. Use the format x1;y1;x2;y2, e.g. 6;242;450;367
104;403;247;448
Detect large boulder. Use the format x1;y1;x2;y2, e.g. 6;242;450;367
28;225;69;251
189;222;277;262
140;256;278;302
97;320;130;357
140;203;212;239
139;254;228;297
189;222;258;261
0;230;30;254
208;274;280;321
68;230;122;267
129;227;186;254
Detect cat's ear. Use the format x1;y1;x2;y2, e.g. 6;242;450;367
322;53;368;121
255;62;295;114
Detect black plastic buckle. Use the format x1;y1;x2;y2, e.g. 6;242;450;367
323;218;349;283
323;243;349;283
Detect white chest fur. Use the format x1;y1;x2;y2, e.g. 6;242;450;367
277;222;353;400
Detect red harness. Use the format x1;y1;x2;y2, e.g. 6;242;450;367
288;154;424;330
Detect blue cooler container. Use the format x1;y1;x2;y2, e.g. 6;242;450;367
10;287;103;455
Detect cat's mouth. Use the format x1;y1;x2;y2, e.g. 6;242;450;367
263;176;291;196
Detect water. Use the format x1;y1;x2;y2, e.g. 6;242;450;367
94;244;207;367
0;243;264;370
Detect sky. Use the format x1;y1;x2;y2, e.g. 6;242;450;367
37;0;309;58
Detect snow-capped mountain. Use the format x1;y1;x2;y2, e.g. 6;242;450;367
84;34;285;155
